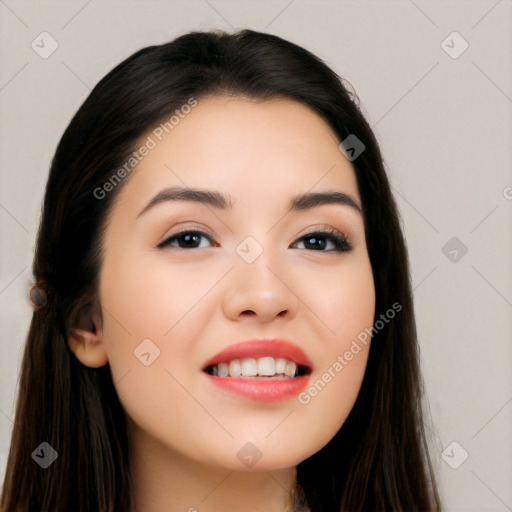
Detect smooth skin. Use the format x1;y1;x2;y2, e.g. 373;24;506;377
68;96;375;512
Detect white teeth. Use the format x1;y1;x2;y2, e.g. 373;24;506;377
241;358;258;377
284;361;297;378
228;359;241;377
275;358;287;374
210;357;301;378
257;357;275;376
217;362;229;377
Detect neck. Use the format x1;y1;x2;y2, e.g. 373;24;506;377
127;421;297;512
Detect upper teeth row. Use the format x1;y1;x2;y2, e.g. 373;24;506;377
212;357;298;378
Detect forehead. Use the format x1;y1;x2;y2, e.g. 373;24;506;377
112;96;360;216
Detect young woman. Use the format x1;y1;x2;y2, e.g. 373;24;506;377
0;29;442;511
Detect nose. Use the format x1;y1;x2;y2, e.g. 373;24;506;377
221;254;300;325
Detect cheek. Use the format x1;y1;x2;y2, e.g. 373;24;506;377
98;249;224;400
100;249;219;347
301;255;375;344
97;251;222;448
291;257;375;441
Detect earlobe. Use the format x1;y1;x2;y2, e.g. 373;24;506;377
67;311;108;368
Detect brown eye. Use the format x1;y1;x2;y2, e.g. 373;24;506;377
291;230;352;252
158;230;214;249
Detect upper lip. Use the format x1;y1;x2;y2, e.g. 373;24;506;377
202;339;314;372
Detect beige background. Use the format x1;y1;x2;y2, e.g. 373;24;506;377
1;1;511;510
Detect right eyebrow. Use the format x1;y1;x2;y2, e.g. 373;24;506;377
137;187;234;218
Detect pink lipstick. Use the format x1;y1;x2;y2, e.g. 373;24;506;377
202;339;313;402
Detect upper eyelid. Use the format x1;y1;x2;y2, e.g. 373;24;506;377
294;223;347;238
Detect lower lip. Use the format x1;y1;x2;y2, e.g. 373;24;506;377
204;373;311;402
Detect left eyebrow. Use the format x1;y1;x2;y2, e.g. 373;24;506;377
136;186;362;218
289;191;362;215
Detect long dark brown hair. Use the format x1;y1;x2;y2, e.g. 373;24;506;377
1;29;442;511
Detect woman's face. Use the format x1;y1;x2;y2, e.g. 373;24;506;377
97;96;375;470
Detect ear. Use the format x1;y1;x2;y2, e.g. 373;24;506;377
67;307;108;368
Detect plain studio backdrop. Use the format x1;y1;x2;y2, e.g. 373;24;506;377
0;1;511;510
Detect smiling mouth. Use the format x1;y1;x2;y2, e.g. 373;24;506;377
203;356;312;379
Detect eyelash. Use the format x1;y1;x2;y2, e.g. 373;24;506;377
157;228;352;252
